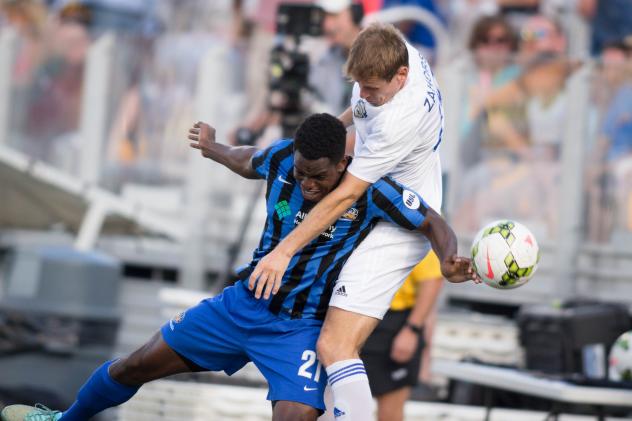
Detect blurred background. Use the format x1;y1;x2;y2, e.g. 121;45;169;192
0;0;631;419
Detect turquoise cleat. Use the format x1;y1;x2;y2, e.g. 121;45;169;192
1;404;62;421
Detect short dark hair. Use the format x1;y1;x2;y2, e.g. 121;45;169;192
294;113;346;163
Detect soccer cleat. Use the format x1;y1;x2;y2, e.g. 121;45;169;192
1;404;62;421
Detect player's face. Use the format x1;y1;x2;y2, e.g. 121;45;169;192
293;151;348;202
356;66;409;107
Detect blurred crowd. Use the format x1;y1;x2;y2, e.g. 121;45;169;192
1;0;631;243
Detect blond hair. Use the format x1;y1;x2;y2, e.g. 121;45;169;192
345;22;408;81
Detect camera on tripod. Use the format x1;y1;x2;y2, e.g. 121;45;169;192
268;3;324;136
234;3;324;146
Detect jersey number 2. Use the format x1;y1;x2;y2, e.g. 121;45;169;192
298;350;322;382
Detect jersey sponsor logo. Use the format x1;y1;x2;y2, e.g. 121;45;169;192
275;200;292;219
295;210;336;239
402;190;421;210
169;311;186;331
303;386;318;391
340;207;359;221
277;175;292;185
334;285;347;297
353;100;367;118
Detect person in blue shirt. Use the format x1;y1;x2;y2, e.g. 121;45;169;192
1;113;477;421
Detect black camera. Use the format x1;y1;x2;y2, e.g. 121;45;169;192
276;3;324;39
268;4;324;137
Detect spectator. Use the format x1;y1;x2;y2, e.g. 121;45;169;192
309;0;362;115
0;0;48;86
461;15;520;151
586;41;632;240
498;53;571;160
50;0;159;36
579;0;632;55
446;0;562;47
518;14;567;64
104;3;220;188
21;3;92;166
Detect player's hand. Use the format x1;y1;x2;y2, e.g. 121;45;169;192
390;326;420;363
188;121;216;156
248;248;292;299
440;255;481;284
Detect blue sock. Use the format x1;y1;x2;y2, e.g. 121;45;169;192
59;360;139;421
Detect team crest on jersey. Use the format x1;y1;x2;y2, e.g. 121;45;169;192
169;311;186;331
402;190;421;210
353;100;367;118
340;207;358;221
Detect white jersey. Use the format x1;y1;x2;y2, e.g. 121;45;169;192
347;42;444;211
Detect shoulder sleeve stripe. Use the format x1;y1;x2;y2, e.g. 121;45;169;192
371;188;417;231
381;177;428;217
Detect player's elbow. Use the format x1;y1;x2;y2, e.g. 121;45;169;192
336;176;368;205
419;210;440;237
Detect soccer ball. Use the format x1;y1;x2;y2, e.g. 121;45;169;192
609;331;632;382
471;220;540;289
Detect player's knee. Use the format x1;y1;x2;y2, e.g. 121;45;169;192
109;355;149;386
273;402;319;421
316;333;355;367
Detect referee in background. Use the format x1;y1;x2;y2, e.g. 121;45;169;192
361;250;444;421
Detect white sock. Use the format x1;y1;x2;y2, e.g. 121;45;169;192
325;359;374;420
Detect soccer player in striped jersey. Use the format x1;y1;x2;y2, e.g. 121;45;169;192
248;23;451;419
1;114;476;421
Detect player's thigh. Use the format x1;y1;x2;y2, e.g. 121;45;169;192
330;223;431;319
272;401;320;421
248;320;327;414
110;331;195;385
376;387;410;421
316;307;380;365
160;289;250;376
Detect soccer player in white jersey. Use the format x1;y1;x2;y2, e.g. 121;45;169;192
249;23;451;419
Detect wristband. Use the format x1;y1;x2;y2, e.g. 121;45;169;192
404;322;423;335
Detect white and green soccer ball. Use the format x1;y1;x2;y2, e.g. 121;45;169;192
471;220;540;289
609;331;632;382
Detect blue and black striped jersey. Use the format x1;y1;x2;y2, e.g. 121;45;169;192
237;139;431;321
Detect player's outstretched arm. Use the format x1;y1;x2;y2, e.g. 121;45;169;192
418;209;481;284
248;173;370;298
188;121;260;179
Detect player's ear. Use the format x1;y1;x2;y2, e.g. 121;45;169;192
336;156;349;173
395;66;408;84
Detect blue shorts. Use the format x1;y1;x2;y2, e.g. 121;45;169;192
161;282;327;411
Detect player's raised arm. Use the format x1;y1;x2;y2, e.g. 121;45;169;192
188;121;260;179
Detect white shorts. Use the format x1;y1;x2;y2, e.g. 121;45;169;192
329;221;431;320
